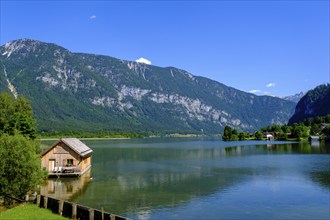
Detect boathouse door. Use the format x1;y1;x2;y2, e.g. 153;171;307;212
48;159;55;172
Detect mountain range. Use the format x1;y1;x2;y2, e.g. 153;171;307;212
288;84;330;125
0;39;296;134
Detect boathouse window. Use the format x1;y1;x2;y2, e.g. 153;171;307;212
66;159;74;166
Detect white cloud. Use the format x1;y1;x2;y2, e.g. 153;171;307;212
135;57;152;65
89;15;96;20
266;83;276;88
249;90;262;94
248;89;279;96
263;92;276;97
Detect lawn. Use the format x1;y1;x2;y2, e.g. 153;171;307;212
0;203;70;219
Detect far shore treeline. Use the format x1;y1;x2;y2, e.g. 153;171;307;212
222;114;330;141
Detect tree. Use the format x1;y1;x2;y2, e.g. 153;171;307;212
304;118;313;127
222;126;232;141
0;134;45;198
310;124;320;135
277;131;287;140
255;131;263;140
231;134;239;141
281;125;291;134
238;132;249;140
0;93;43;198
270;124;282;133
291;123;309;139
322;125;330;136
261;126;271;132
0;93;36;139
325;114;330;123
314;116;324;124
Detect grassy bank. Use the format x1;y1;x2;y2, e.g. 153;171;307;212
0;204;70;219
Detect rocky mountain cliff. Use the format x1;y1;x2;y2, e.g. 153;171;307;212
0;39;295;134
288;84;330;125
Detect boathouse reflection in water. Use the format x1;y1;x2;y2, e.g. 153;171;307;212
39;169;92;201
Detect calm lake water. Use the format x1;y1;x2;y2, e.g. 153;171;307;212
41;138;330;219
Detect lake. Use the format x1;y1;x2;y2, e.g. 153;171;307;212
41;137;330;219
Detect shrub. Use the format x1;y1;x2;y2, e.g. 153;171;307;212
0;134;45;198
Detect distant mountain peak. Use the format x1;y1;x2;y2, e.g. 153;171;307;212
5;38;39;45
1;38;41;58
1;38;70;59
282;91;305;103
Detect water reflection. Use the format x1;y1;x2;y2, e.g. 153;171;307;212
265;142;330;154
310;171;330;188
39;139;330;219
39;169;92;201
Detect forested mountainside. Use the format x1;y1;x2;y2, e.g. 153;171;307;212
0;39;295;134
288;84;330;125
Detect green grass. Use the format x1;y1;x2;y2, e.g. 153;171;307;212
0;204;70;220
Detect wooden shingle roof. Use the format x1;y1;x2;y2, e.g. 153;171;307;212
41;138;93;157
61;138;93;157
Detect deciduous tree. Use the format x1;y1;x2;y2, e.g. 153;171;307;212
0;134;45;198
0;93;36;139
222;126;232;141
255;131;263;140
0;93;43;198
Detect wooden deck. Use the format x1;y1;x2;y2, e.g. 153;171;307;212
48;165;91;178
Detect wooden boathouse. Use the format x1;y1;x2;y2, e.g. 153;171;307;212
41;138;93;177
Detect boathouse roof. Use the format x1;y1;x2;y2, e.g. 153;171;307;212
41;138;93;157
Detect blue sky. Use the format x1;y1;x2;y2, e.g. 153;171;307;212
1;0;329;97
